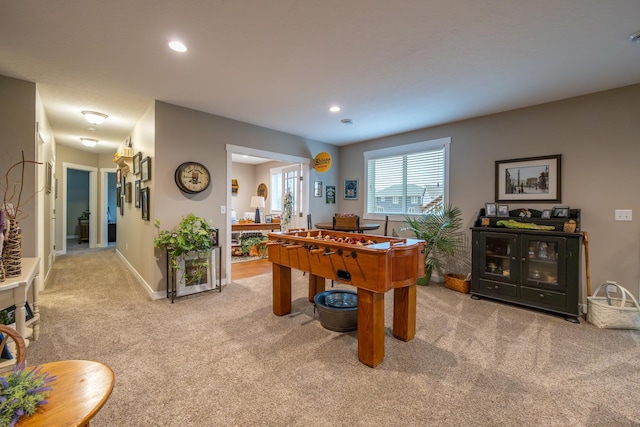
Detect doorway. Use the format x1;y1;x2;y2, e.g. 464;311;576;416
226;144;310;281
62;162;98;254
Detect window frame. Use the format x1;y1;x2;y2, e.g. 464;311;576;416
363;137;451;221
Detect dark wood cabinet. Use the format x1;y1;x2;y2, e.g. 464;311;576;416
108;223;116;243
77;218;89;243
471;209;582;322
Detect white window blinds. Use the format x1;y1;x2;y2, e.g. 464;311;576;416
365;137;450;216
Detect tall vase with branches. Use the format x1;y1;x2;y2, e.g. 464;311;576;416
1;152;41;280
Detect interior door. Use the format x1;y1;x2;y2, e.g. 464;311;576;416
282;164;302;229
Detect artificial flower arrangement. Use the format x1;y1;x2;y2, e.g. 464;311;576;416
0;363;55;426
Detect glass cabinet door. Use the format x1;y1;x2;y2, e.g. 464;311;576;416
479;232;518;283
521;235;566;290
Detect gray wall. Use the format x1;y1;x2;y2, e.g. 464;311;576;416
0;75;37;257
340;84;640;301
148;101;337;295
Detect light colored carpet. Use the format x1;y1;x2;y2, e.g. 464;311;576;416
26;248;640;426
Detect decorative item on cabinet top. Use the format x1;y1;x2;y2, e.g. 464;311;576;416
231;179;239;195
474;206;581;233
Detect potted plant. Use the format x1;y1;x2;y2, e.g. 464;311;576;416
240;235;268;257
154;214;217;285
402;204;465;285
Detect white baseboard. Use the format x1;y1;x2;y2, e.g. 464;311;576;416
115;249;161;300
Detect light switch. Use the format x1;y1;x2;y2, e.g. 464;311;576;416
614;209;632;221
221;205;226;214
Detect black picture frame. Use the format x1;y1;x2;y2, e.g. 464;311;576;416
485;202;497;217
344;179;358;200
141;156;151;182
125;182;132;203
141;187;150;220
495;154;561;203
135;179;141;208
116;187;121;207
133;152;142;175
497;204;510;217
326;185;335;204
552;206;570;218
116;168;122;186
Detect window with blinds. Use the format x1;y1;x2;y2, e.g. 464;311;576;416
364;137;450;217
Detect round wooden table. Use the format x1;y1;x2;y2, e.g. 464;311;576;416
314;222;381;232
16;360;114;427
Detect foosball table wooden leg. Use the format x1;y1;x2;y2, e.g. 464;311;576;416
393;284;416;341
357;288;385;368
308;274;325;302
273;264;292;316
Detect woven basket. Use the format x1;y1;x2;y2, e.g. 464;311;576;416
587;283;640;330
444;273;470;294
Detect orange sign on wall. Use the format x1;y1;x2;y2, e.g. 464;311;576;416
313;152;332;172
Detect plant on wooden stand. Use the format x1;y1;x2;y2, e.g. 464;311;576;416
154;214;217;285
402;204;465;285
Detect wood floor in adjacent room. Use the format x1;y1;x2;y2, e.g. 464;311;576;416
231;258;271;280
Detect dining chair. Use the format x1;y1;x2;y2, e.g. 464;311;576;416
307;214;312;230
383;215;389;236
333;214;360;232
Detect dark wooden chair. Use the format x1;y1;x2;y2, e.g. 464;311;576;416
307;214;312;230
333;214;360;232
383;215;389;236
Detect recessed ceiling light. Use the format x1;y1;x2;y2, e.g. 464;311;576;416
329;106;341;113
168;40;187;52
80;138;99;147
81;111;108;125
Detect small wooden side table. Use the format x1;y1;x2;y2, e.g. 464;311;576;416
16;360;114;426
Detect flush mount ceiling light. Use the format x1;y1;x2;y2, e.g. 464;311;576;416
80;138;98;147
329;106;341;113
168;40;187;52
81;111;108;125
629;30;640;44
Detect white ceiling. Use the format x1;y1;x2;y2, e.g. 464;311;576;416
1;1;640;156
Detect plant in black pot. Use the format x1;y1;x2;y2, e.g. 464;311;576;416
154;213;217;285
403;204;465;285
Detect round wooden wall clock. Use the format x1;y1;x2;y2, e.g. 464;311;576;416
174;162;211;194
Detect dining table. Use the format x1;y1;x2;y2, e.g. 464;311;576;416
314;222;381;233
15;359;114;426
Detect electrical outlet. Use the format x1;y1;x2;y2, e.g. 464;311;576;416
615;209;632;221
606;280;618;293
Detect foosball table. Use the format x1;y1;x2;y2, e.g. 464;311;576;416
267;229;425;367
